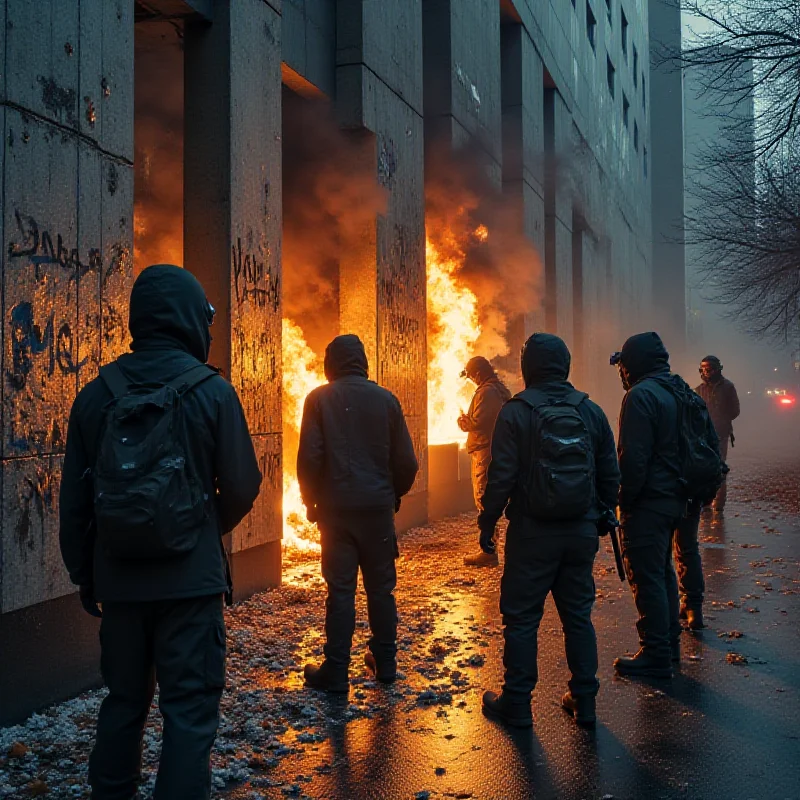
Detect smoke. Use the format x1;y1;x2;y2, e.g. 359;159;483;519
282;89;388;356
425;140;543;363
133;21;184;273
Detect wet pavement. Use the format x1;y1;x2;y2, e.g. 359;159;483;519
1;450;799;799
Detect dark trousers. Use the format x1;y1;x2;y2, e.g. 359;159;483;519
89;594;225;800
500;532;600;700
621;508;682;660
674;509;705;610
714;436;730;510
319;509;398;670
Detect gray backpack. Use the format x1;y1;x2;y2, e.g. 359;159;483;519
94;361;218;560
515;390;595;520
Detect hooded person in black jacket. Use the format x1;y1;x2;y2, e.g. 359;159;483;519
59;264;262;800
478;333;620;729
611;332;687;679
298;334;419;692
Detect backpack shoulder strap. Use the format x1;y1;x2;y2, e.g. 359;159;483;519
167;363;220;396
99;361;131;400
564;390;588;408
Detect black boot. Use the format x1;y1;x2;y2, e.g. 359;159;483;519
304;661;349;693
614;649;673;679
561;692;596;728
364;652;397;684
671;640;680;663
685;608;705;630
481;690;533;728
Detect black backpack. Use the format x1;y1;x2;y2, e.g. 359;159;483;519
657;375;728;504
93;361;218;560
515;389;596;520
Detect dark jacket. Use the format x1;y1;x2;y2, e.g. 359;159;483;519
59;265;262;603
297;334;419;513
617;332;686;517
461;358;512;454
695;377;740;440
478;333;620;538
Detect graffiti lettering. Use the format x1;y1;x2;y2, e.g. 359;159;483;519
7;302;86;390
259;449;281;485
15;465;57;554
231;237;280;311
8;210;102;283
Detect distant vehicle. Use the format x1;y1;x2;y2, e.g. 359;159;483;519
764;387;797;410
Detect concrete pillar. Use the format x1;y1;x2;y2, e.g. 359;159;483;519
543;88;573;344
500;22;545;351
336;0;427;530
649;0;686;355
0;0;134;722
184;0;283;597
423;0;503;177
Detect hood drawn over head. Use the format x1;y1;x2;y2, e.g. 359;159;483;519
462;356;496;385
324;334;368;381
521;333;571;387
620;332;670;384
129;264;213;362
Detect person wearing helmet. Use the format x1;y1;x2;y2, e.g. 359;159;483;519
458;356;511;567
695;356;739;514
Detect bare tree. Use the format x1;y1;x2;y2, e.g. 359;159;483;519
686;136;800;341
664;0;800;160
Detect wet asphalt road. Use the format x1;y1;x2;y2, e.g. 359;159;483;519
226;446;800;800
1;444;798;800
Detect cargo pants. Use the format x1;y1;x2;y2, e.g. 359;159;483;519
319;508;399;672
500;531;600;700
89;594;225;800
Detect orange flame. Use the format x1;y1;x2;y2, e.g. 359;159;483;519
282;318;324;551
426;228;484;445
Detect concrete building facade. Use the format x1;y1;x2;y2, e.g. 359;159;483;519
0;0;653;723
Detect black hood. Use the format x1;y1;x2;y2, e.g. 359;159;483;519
129;264;212;363
620;332;670;384
463;356;497;385
521;333;571;387
324;334;369;381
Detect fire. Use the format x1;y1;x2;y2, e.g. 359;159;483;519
426;227;483;445
281;318;325;551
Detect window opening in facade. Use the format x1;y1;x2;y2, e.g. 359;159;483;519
634;120;639;152
633;45;638;86
586;2;597;50
623;94;629;128
607;56;615;98
621;7;628;60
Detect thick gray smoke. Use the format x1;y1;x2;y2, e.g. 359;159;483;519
425;140;543;366
282;90;387;356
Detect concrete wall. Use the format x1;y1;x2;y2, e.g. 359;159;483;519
0;0;134;722
649;0;686;360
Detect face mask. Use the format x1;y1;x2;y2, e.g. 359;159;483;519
610;351;632;391
699;365;721;384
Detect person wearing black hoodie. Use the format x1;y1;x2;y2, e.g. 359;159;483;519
298;334;419;692
478;333;620;728
60;264;262;800
611;332;688;679
457;356;511;567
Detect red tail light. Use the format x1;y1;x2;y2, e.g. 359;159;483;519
779;396;795;406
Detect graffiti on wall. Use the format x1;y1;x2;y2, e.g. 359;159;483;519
5;209;132;454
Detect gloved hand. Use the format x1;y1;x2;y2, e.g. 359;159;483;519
305;504;319;524
596;509;619;537
479;527;496;555
457;414;469;432
79;584;102;618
